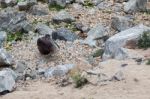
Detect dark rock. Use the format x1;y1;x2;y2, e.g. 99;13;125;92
48;0;74;8
52;28;79;41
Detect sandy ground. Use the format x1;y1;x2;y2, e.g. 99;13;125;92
1;57;150;99
1;1;150;99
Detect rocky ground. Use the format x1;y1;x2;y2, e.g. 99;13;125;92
0;0;150;99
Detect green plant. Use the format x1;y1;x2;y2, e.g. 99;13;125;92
91;49;104;58
138;31;150;49
71;73;88;88
5;32;23;50
49;3;65;11
146;59;150;65
83;0;94;7
7;32;23;42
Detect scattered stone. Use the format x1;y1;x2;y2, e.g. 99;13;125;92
48;0;74;8
29;4;48;16
52;28;79;41
0;8;30;33
97;1;111;10
35;23;53;35
135;58;143;65
124;0;147;13
0;48;13;67
17;1;28;11
52;10;75;23
113;3;122;12
82;24;107;47
44;64;75;78
103;24;150;60
15;61;27;74
111;70;125;81
0;31;7;48
0;68;17;94
56;77;72;87
75;22;90;33
111;16;133;31
26;0;37;7
121;64;128;67
24;68;37;80
0;0;17;8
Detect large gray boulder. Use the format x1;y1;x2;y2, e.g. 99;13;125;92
82;24;107;47
124;0;147;13
0;68;17;93
0;48;13;67
52;10;75;23
0;31;7;48
103;24;150;60
0;8;32;33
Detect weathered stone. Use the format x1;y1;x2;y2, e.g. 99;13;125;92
52;10;75;23
0;31;7;48
97;1;111;10
0;48;13;67
0;68;17;93
48;0;74;7
15;61;27;74
111;16;133;31
111;70;125;81
82;24;107;47
18;1;28;11
44;64;75;78
35;23;53;35
52;28;79;41
103;24;150;60
0;8;30;33
29;5;48;16
0;0;17;8
124;0;147;13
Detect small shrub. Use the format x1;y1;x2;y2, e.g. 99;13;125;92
5;32;23;50
7;32;23;42
71;73;88;88
83;0;94;7
49;3;65;11
146;59;150;65
91;49;104;58
138;31;150;49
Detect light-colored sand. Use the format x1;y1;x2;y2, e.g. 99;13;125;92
1;57;150;99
